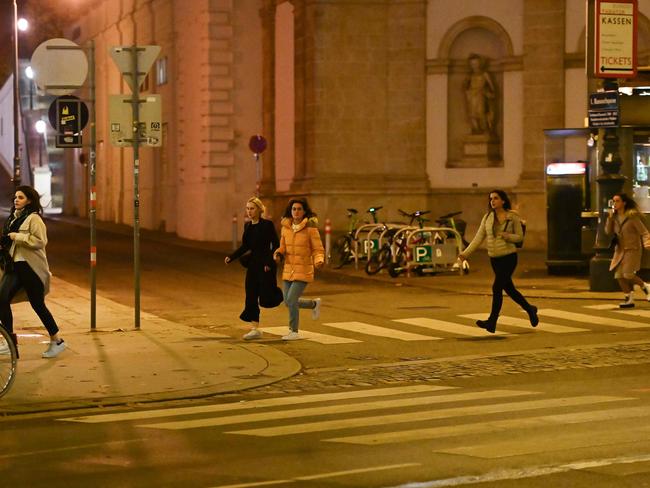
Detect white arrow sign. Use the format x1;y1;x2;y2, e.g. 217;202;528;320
109;45;161;93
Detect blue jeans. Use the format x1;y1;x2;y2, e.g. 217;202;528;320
283;280;315;332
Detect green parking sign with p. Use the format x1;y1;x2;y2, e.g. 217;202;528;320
414;245;432;263
363;239;379;255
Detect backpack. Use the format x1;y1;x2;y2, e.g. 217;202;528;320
505;218;525;248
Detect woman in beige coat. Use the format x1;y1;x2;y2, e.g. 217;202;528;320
274;198;325;340
606;192;650;308
0;186;65;358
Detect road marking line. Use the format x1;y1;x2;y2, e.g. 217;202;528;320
538;308;649;328
211;463;420;488
325;405;650;445
616;309;650;318
383;454;650;487
460;314;587;334
141;390;536;431
227;395;629;437
259;327;360;344
394;317;508;337
322;321;438;341
583;304;619;310
0;439;145;459
437;425;650;459
61;385;454;423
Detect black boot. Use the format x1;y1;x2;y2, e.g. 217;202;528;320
9;333;18;359
527;305;539;327
476;318;497;334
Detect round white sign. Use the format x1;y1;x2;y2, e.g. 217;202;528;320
30;38;88;96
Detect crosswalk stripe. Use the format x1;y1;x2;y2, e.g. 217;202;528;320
140;390;538;431
616;309;650;318
437;424;650;459
322;321;438;341
259;327;360;344
393;317;508;337
226;395;630;437
538;308;649;329
325;405;650;445
460;314;588;334
61;385;454;424
584;304;620;310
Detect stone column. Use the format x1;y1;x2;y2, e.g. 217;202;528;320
287;0;429;227
259;1;277;197
521;0;565;186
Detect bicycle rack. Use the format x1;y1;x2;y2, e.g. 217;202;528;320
405;226;465;276
353;223;386;270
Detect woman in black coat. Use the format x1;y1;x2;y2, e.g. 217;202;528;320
225;197;280;339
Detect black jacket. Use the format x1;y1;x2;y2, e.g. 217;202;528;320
228;218;279;269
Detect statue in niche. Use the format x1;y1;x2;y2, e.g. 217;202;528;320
463;53;497;135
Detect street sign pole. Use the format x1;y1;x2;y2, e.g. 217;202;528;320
130;45;142;330
88;40;97;330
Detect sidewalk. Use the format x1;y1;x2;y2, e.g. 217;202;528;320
321;250;626;301
1;276;301;415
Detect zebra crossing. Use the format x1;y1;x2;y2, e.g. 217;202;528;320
59;384;650;458
254;305;650;344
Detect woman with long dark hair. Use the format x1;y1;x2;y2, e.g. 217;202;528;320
0;186;65;358
458;189;538;333
225;196;280;339
273;198;324;340
606;192;650;308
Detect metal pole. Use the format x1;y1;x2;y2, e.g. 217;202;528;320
88;40;97;331
12;0;21;188
131;45;141;330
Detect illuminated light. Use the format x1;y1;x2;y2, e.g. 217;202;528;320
546;162;587;175
35;120;47;134
25;66;34;79
17;18;29;32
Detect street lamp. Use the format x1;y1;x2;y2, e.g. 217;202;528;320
12;2;28;189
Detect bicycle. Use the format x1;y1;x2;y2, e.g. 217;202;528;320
330;206;383;269
435;211;470;274
0;327;18;398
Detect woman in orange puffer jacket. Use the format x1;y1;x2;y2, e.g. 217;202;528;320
273;198;325;341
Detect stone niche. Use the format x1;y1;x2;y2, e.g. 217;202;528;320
446;25;507;168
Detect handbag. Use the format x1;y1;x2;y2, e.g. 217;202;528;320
259;264;284;308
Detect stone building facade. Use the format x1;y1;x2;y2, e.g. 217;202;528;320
59;0;650;246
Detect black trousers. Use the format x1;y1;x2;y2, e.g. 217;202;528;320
240;266;263;323
0;261;59;336
488;253;531;320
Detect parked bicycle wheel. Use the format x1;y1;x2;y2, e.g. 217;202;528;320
387;262;404;278
330;235;352;269
0;327;17;398
365;245;391;275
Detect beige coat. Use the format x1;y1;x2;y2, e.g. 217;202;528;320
275;217;325;283
606;210;650;274
9;213;52;296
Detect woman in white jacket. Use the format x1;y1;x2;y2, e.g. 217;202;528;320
0;186;65;358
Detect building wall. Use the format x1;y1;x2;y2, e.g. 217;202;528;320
65;0;263;241
56;0;650;248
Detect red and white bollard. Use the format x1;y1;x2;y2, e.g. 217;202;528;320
325;218;332;265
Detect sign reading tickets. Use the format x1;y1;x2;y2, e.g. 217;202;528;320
595;0;637;78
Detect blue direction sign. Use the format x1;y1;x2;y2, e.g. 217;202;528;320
588;91;619;127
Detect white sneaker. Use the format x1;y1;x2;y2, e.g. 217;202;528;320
281;331;302;341
311;298;321;321
42;339;66;358
619;295;635;309
243;329;262;340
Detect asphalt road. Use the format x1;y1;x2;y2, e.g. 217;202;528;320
3;218;649;487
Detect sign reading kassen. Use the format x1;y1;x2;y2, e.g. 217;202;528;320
595;0;637;78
